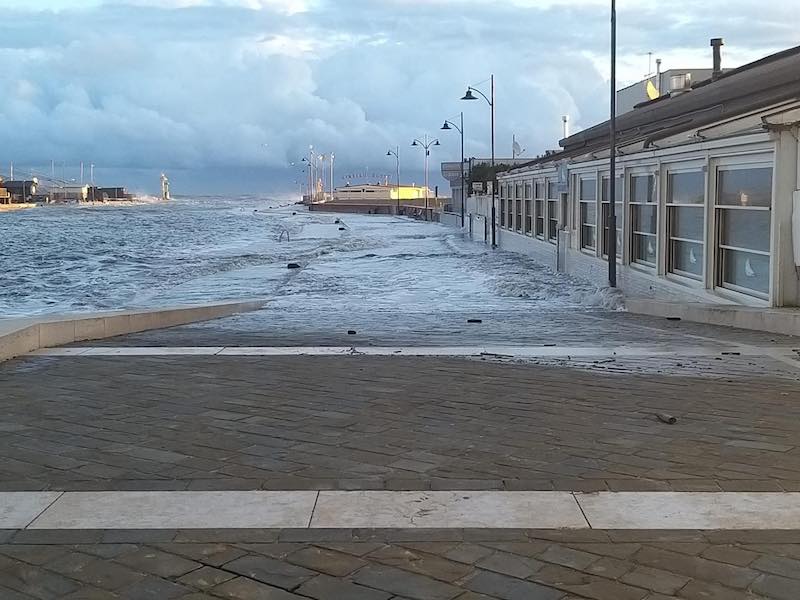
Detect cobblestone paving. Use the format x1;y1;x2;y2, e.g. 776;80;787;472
2;355;800;492
0;528;798;599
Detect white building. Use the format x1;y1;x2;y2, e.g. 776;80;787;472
450;44;800;308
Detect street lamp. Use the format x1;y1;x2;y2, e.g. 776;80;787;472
330;153;335;201
386;146;401;215
462;74;496;248
441;112;465;228
411;135;440;221
608;0;618;287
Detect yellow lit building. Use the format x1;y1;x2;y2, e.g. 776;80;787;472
332;184;431;203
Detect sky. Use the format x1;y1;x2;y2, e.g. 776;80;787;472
0;0;797;195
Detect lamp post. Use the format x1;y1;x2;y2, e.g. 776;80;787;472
411;135;440;221
608;0;618;287
386;146;400;215
330;153;335;201
441;112;465;228
462;74;496;248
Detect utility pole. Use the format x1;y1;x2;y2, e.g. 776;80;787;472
608;0;618;288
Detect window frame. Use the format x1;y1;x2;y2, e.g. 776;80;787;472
601;174;624;260
665;167;706;283
713;162;773;300
579;176;598;253
628;171;658;269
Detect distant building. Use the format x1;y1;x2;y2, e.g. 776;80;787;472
441;158;531;225
309;183;439;216
50;185;89;203
333;183;430;203
1;180;39;203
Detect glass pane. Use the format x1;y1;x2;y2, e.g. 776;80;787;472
631;175;655;204
547;182;557;199
535;182;544;198
718;168;772;207
632;204;657;234
719;209;771;253
671;206;704;242
720;249;770;295
671;239;703;279
516;184;523;198
525;184;532;199
633;234;657;266
601;176;623;203
580;179;596;202
668;171;704;204
582;226;596;249
581;202;596;226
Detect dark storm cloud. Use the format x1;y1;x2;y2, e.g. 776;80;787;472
0;0;795;180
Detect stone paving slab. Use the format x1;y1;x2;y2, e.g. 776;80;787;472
1;355;800;493
0;528;797;599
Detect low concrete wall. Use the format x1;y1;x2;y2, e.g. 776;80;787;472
627;299;800;337
0;299;267;362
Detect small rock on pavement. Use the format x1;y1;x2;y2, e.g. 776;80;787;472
287;263;301;269
347;330;357;335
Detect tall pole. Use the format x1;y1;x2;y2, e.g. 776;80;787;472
395;147;400;215
490;74;496;248
460;111;465;229
330;153;334;201
424;135;429;221
608;0;618;287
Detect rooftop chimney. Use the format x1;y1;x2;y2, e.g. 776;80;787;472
711;38;725;80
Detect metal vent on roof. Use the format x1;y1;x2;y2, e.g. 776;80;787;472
670;73;692;95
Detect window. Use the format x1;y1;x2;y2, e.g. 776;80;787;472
524;183;532;235
716;167;772;298
516;192;523;232
535;180;545;237
630;174;657;267
508;185;514;228
525;199;532;234
547;180;558;243
601;176;623;258
579;178;597;251
499;185;506;227
667;171;705;281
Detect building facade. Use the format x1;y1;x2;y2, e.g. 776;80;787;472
450;45;800;308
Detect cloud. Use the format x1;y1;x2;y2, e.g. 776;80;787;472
0;0;794;191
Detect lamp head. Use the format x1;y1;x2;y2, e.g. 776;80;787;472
411;140;419;147
461;89;477;101
441;121;451;130
386;151;392;156
434;140;441;146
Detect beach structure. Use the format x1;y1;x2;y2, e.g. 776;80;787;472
309;183;440;216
